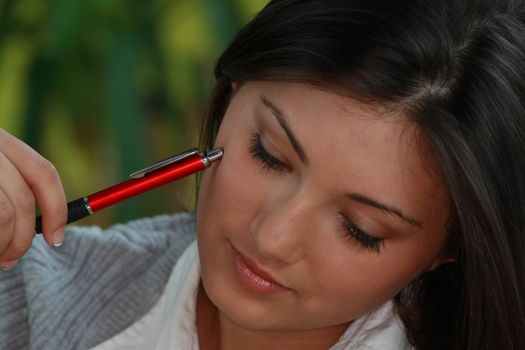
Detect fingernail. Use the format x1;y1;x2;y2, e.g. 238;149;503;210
1;259;20;271
52;227;65;247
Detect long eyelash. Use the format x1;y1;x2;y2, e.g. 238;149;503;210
248;131;291;174
341;216;384;253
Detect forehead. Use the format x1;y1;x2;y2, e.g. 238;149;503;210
249;80;415;160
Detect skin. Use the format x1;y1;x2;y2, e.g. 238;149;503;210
196;81;451;349
0;129;67;269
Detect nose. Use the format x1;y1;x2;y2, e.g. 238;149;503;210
250;194;312;264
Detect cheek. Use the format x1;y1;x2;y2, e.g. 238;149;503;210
197;139;268;236
309;239;441;320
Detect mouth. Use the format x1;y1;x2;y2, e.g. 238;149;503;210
230;243;291;295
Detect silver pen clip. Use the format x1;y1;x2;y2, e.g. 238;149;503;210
129;148;200;179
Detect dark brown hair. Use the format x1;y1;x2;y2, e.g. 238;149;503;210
200;1;525;348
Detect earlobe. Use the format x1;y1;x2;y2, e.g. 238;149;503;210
424;255;456;272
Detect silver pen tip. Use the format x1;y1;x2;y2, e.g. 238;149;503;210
206;148;224;163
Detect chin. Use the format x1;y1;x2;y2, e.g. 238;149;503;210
201;273;293;331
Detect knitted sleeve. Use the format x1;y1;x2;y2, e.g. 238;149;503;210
0;212;196;350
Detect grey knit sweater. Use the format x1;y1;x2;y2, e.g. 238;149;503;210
0;213;197;350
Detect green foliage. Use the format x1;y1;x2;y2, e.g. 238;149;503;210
0;0;268;226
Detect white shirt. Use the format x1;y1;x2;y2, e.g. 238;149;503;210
91;241;409;349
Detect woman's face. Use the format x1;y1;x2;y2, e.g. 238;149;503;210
197;81;450;332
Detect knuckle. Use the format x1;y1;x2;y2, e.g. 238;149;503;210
17;190;36;213
0;199;15;226
37;157;59;182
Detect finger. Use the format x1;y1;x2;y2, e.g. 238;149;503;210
0;187;15;254
0;129;67;245
0;151;36;262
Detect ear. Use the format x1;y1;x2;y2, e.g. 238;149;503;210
424;254;456;272
231;81;240;91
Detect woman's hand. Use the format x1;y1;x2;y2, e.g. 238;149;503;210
0;128;67;270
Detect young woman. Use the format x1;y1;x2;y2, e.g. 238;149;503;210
1;0;524;349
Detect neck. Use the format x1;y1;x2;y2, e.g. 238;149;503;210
196;283;348;350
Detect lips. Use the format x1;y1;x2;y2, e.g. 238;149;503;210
230;243;290;294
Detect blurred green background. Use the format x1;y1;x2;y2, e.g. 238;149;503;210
0;0;268;228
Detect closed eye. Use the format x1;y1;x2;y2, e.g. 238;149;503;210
341;214;384;253
248;131;291;174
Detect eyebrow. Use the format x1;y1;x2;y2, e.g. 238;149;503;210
347;193;423;228
260;95;423;229
261;95;309;166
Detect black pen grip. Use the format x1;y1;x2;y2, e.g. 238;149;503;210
35;197;91;234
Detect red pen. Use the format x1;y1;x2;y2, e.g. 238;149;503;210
35;147;223;234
